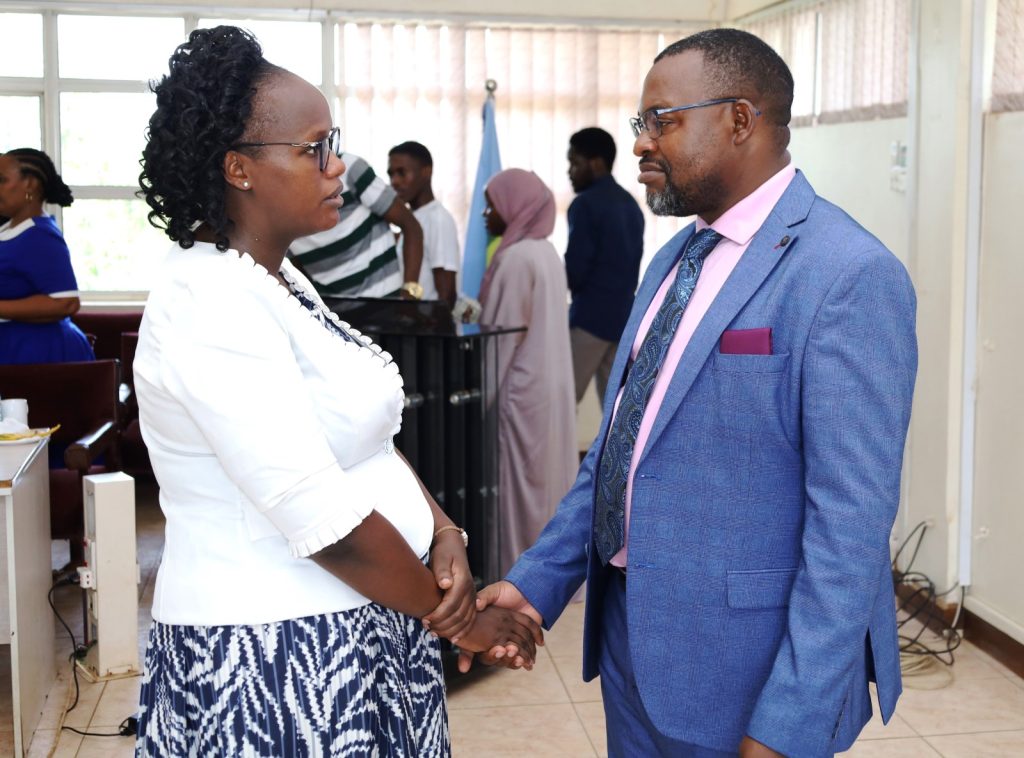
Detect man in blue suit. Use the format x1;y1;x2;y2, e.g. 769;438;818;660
462;28;917;758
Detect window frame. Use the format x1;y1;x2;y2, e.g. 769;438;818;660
0;6;338;300
0;88;45;153
4;3;683;298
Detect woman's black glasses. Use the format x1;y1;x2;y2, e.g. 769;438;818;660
233;126;341;172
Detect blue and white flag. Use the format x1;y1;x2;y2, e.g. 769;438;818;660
462;95;502;299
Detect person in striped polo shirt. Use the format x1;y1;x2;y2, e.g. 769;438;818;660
289;151;425;298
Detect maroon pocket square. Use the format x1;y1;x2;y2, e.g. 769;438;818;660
720;328;772;355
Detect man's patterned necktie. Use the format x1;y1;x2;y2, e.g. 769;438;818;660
594;227;723;564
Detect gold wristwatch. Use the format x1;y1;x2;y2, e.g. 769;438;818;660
401;281;424;300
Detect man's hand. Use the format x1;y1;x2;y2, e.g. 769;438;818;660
739;736;785;757
456;606;543;667
457;580;543;673
422;531;476;642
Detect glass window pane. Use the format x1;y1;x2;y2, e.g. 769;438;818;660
62;199;170;291
0;14;43;77
58;15;185;81
199;18;323;85
0;96;42;150
60;92;155;186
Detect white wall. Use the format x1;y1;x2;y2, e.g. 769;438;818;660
903;0;974;594
968;109;1024;642
789;118;910;263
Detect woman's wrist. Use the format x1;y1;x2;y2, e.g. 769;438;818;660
431;524;468;549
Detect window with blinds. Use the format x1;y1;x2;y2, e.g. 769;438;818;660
738;0;910;125
337;21;695;268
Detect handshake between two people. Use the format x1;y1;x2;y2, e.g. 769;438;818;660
422;534;543;670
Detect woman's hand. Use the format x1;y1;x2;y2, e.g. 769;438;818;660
422;530;476;641
454;606;544;669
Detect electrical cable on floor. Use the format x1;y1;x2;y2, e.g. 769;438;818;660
891;522;966;686
48;573;138;739
61;716;138;738
47;573;87;714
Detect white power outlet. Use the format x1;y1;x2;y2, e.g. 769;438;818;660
76;567;95;589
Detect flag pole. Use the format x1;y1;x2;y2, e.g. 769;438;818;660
461;79;503;300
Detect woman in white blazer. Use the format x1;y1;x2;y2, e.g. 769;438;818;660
133;26;540;757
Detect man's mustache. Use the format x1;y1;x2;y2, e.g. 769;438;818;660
639;155;672;176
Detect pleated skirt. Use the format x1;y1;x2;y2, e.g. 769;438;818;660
135;603;449;757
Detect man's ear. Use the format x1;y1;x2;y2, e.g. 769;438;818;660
732;100;759;146
223;150;253;191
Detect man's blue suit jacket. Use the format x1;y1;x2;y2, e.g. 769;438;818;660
505;171;917;757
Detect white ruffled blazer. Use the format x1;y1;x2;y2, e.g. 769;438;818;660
135;242;433;625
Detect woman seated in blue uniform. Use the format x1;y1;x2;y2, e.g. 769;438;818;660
0;148;95;365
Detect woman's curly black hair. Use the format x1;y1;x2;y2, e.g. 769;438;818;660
6;148;74;207
139;26;280;251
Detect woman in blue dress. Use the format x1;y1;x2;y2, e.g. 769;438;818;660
0;148;94;365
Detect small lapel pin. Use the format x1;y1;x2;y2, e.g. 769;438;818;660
774;235;791;250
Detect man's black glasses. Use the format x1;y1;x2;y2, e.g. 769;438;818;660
629;98;760;139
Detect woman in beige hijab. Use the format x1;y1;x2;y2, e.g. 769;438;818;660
480;168;578;576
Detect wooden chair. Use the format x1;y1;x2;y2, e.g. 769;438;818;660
70;313;152;479
71;310;143;362
0;360;121;564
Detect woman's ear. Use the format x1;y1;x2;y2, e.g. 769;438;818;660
223;150;253;191
22;174;43;200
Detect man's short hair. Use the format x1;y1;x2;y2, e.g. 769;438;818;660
656;28;794;148
569;127;617;170
388;140;433;167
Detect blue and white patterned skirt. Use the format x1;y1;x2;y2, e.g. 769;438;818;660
135;604;449;757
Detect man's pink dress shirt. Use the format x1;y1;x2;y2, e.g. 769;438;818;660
609;163;796;567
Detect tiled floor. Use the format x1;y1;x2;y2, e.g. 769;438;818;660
19;483;1024;757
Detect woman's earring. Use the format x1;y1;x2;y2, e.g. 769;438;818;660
242;181;250;188
25;192;33;201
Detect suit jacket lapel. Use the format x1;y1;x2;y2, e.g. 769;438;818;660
637;171;817;466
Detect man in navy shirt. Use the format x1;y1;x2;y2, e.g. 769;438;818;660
565;127;645;408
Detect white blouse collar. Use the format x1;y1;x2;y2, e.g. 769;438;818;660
186;241;398;370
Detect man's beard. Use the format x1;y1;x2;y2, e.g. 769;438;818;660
646;161;725;218
647;183;689;216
